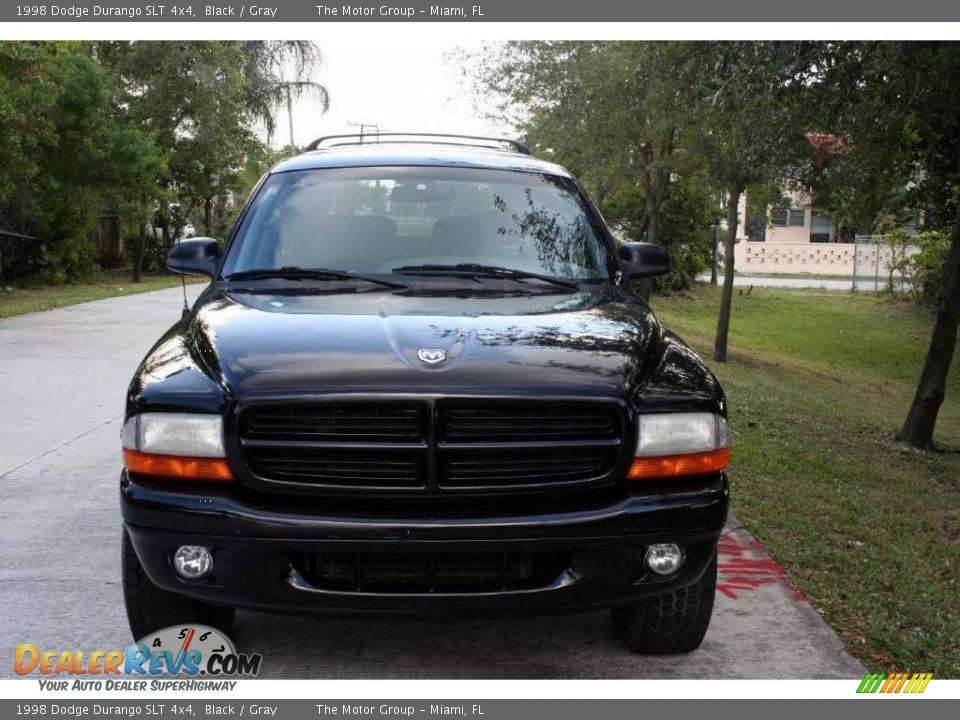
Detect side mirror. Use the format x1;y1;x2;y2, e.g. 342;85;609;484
166;237;220;278
619;242;670;279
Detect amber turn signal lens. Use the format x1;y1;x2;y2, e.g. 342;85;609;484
627;448;730;480
123;449;235;482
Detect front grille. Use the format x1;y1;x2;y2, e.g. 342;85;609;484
296;551;569;593
242;402;425;442
239;398;623;493
440;401;619;442
440;446;617;488
245;446;424;488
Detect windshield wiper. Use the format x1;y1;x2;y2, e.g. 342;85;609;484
224;267;406;289
391;263;580;290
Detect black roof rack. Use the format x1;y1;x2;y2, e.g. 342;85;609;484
304;132;530;155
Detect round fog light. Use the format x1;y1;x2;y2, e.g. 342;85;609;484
173;545;213;579
645;543;684;576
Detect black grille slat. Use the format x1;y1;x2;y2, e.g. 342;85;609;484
441;402;618;442
246;447;424;486
297;551;568;594
441;457;605;469
243;403;424;442
441;446;615;487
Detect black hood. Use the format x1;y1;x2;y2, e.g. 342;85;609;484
185;287;661;398
129;285;723;416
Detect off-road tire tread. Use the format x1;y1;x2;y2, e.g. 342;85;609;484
611;553;717;654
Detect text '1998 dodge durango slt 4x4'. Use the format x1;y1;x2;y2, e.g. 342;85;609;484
120;133;730;654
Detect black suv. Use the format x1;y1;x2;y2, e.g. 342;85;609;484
120;134;730;654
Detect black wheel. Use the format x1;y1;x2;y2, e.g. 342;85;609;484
122;530;235;640
611;552;717;654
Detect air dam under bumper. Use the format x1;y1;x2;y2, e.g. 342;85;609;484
121;474;728;617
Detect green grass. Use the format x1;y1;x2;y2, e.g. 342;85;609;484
0;270;204;319
654;286;960;676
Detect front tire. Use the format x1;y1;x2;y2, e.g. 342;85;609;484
611;552;717;654
122;530;235;640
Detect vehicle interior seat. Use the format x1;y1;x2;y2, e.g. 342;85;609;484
275;214;398;272
430;216;487;258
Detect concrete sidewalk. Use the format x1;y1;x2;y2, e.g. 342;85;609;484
697;273;903;292
0;286;864;678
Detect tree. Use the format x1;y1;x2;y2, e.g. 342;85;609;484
275;79;330;153
469;42;638;206
0;41;327;283
671;42;821;361
0;42;164;282
622;42;690;247
865;43;960;449
239;41;326;146
0;41;59;277
804;138;911;239
94;41;326;263
107;42;258;236
895;45;960;449
466;41;706;281
810;42;960;449
900;203;960;448
604;173;720;290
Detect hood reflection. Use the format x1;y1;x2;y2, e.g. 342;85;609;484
182;287;661;396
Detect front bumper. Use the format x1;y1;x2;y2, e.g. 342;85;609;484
121;473;728;617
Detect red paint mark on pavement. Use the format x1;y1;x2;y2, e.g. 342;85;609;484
717;530;805;601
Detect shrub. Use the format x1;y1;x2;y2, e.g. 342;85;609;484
896;230;950;306
604;175;719;292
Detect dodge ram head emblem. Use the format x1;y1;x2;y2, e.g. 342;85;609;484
417;348;446;364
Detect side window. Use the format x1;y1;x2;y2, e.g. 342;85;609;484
770;207;806;227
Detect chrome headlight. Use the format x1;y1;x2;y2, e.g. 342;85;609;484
629;412;731;480
122;413;232;481
122;413;226;457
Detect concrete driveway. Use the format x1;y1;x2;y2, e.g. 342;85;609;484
0;286;864;679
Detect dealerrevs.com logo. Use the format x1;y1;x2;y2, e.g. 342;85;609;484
14;625;262;690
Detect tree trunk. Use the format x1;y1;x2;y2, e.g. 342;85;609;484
131;222;147;283
636;177;657;301
594;148;610;209
594;180;606;211
714;185;744;362
710;219;720;285
645;192;662;247
897;203;960;449
203;198;213;235
215;176;227;231
287;87;295;153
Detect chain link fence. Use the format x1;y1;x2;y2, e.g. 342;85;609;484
852;234;885;292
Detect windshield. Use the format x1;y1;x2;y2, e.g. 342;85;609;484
220;166;613;281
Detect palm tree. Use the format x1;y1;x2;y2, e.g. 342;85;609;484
277;79;331;153
240;41;330;153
